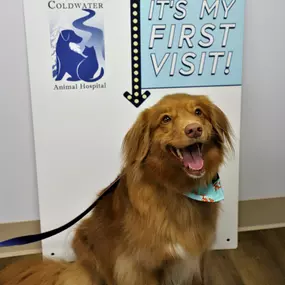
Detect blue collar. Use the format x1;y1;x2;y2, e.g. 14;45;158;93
184;174;224;203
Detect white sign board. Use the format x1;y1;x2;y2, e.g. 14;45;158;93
23;0;244;259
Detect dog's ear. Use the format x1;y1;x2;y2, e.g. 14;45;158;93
60;30;70;42
123;109;151;165
211;103;234;152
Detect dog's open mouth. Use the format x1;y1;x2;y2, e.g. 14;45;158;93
169;143;205;178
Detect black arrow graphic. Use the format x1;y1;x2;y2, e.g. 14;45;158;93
124;0;151;108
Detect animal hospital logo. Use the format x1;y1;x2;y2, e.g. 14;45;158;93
49;2;106;91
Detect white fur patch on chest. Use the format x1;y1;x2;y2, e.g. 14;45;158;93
167;243;187;259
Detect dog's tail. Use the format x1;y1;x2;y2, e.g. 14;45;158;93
52;56;61;78
0;258;93;285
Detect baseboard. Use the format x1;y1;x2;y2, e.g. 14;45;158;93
0;221;41;259
238;197;285;231
1;197;285;258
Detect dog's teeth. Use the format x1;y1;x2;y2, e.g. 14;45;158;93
176;149;183;159
198;145;201;156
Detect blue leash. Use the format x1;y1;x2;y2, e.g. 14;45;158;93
0;177;120;248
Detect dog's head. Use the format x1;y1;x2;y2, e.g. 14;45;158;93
60;30;82;44
123;94;233;187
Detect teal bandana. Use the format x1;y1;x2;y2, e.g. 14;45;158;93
184;174;224;203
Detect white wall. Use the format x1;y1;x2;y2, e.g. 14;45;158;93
0;0;284;223
239;0;285;200
0;1;39;223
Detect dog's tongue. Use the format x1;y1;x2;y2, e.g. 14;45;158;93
181;145;204;170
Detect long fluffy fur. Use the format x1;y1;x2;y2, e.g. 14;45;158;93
0;94;233;285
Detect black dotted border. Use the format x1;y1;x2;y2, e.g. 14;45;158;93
124;0;150;108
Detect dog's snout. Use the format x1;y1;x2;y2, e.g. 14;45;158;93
185;123;203;138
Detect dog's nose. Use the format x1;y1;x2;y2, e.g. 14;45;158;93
185;123;203;138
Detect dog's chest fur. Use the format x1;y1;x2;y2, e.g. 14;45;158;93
167;243;187;258
126;181;220;262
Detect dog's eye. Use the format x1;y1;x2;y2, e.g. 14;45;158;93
195;108;202;116
162;115;172;124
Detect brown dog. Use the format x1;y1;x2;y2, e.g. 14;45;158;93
0;93;233;285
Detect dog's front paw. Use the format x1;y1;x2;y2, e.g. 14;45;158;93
66;77;78;81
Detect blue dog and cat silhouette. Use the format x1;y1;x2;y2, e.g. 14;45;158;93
53;9;104;82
